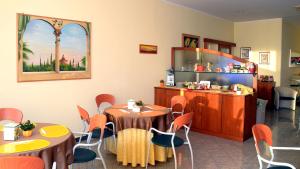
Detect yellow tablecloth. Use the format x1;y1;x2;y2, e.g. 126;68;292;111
105;128;172;167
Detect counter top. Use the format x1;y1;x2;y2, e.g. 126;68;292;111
155;86;253;96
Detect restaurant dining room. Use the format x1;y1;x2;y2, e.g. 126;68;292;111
1;0;300;169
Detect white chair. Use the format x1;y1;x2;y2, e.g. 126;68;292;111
252;124;300;169
71;114;107;169
95;94;117;149
76;105;116;151
146;112;194;169
274;87;297;111
169;95;187;120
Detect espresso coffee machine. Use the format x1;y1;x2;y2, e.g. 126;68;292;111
166;69;174;86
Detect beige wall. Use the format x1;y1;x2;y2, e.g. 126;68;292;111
234;18;282;86
281;19;300;86
0;0;233;131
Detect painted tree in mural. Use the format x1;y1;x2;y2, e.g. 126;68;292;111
18;14;89;72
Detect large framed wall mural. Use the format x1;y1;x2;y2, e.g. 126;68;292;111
17;13;91;82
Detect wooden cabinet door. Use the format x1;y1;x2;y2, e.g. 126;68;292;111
184;91;200;130
221;95;245;139
154;88;166;107
184;91;196;113
165;89;180;108
201;93;222;133
257;81;274;109
192;93;205;131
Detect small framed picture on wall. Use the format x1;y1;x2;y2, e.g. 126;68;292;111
240;47;251;59
182;34;200;48
259;52;270;65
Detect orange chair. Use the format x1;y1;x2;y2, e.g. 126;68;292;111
95;94;115;114
0;108;23;123
252;124;300;169
71;114;107;169
76;105;116;149
146;112;194;169
169;95;187;119
95;94;117;146
0;156;44;169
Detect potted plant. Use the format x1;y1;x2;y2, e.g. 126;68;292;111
135;100;144;107
160;80;165;87
20;120;35;137
132;100;144;113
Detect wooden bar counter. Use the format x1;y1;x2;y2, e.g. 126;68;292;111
154;86;257;142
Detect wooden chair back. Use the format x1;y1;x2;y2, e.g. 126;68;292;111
77;105;90;124
89;114;107;140
0;108;23;123
171;95;187;112
173;112;193;131
252;124;273;154
95;94;115;108
0;156;44;169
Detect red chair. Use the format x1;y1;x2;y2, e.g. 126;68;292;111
252;124;300;169
169;96;187;119
95;94;115;114
0;108;23;123
76;105;116;149
146;112;194;169
0;156;44;169
71;114;107;169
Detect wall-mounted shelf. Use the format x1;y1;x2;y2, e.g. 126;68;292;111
174;70;257;75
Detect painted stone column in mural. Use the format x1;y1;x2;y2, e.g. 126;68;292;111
54;29;61;73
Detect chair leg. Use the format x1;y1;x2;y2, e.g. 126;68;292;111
172;145;177;169
146;135;151;169
187;140;194;169
98;143;107;169
52;162;56;169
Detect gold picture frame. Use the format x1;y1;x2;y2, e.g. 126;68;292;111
259;52;270;65
17;13;91;82
182;34;200;48
139;44;158;54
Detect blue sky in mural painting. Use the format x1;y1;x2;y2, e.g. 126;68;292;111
23;19;55;65
60;23;87;65
23;20;87;65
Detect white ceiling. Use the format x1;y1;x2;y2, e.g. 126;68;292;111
165;0;300;22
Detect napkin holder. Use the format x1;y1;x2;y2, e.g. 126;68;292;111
3;123;20;141
132;105;141;113
128;99;135;110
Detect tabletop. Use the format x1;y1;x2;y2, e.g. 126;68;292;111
0;123;75;169
105;104;171;132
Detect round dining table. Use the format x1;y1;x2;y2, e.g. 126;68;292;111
0;123;75;169
104;104;172;167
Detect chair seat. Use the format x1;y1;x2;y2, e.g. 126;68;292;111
92;128;114;139
73;148;97;163
280;97;295;100
151;134;184;148
75;135;88;143
75;128;114;143
267;166;292;169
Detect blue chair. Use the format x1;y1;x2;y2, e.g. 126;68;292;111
146;112;194;169
71;114;108;169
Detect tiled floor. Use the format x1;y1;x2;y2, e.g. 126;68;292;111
74;107;300;169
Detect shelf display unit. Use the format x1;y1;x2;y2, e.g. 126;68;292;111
154;47;258;142
171;47;257;90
